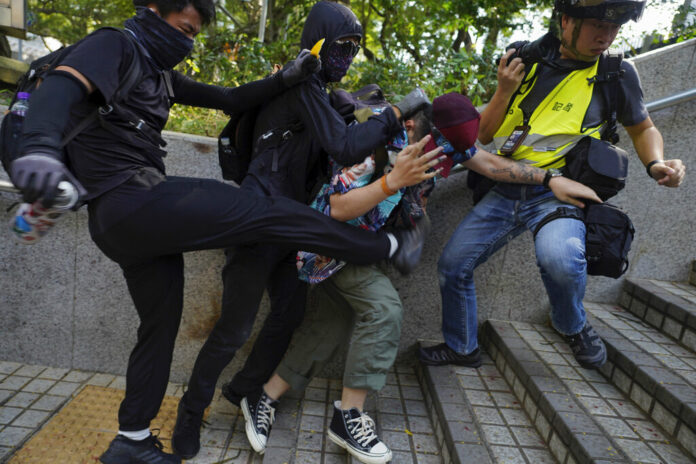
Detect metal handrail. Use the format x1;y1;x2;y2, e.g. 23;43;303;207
645;87;696;113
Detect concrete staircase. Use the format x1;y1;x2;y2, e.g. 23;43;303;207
418;264;696;464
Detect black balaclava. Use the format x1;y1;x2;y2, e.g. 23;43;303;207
301;1;363;83
124;7;194;70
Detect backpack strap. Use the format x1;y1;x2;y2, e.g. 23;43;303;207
61;27;163;149
590;51;624;144
532;206;584;238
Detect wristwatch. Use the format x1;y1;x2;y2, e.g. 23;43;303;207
543;168;563;189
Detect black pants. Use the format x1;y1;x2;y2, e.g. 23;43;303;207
183;242;306;413
87;176;390;431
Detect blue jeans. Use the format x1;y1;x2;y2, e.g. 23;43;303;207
438;183;587;355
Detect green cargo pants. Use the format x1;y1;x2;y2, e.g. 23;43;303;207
276;263;402;392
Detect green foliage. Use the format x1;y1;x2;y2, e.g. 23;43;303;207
29;0;133;46
672;0;696;42
23;0;552;136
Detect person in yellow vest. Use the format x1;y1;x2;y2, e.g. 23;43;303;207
419;0;685;370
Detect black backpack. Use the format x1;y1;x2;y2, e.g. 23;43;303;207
217;83;390;184
0;27;146;175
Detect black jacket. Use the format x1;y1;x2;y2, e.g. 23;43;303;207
243;1;402;203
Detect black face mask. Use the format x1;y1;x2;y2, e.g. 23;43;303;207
124;7;194;70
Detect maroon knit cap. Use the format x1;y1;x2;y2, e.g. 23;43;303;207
432;92;480;153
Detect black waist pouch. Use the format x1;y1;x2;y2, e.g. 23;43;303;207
563;136;628;201
584;202;634;278
533;202;634;279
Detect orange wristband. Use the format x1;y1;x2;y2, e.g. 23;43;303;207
381;174;398;195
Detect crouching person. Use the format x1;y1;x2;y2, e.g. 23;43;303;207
240;108;441;463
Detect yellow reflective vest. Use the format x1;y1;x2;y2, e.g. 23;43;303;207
493;60;604;169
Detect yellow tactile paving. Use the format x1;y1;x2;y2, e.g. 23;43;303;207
9;385;182;464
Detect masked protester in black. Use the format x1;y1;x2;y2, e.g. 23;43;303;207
169;1;431;460
9;1;426;463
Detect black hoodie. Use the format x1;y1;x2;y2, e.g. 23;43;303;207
243;1;402;203
301;1;363;83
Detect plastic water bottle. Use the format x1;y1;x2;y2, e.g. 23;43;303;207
9;92;30;144
10;181;79;244
10;92;30;117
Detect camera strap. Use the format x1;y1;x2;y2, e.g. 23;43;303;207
589;51;624;144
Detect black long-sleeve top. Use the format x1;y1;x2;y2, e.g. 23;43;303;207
21;28;288;200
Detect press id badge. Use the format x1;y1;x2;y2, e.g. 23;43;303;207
500;125;530;155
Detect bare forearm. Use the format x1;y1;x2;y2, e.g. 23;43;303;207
478;91;512;145
329;181;390;222
632;126;663;166
466;150;545;184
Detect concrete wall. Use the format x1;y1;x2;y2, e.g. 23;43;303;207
1;39;695;383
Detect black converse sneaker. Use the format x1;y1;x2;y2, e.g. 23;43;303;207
99;434;181;464
241;389;278;454
565;323;607;369
328;401;392;464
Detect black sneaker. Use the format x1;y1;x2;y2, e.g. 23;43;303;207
171;398;203;459
241;389;278;454
100;434;181;464
221;381;242;407
565;323;607;369
328;401;392;464
389;214;431;275
418;343;482;367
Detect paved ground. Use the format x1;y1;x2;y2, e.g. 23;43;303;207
0;362;443;463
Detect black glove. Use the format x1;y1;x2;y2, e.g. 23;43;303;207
280;49;321;88
395;88;431;120
10;152;84;207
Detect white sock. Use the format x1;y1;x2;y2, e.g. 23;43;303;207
386;233;399;257
119;428;150;441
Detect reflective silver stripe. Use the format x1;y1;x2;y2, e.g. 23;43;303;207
493;126;602;155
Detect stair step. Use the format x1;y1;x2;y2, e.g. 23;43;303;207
416;343;556;464
619;278;696;352
690;261;696;287
481;319;694;463
586;302;696;459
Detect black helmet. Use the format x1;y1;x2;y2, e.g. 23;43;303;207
554;0;645;24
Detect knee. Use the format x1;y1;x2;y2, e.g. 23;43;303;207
536;235;585;280
380;303;403;329
437;253;473;289
362;302;402;332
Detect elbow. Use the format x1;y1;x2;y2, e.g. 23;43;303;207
330;209;351;222
479;135;493;145
478;129;494;145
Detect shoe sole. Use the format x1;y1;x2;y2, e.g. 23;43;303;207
418;353;482;368
241;397;267;455
327;429;393;464
575;347;608;370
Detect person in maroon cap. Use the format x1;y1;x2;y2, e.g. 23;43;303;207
235;106;439;463
232;93;597;462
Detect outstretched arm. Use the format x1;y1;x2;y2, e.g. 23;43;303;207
329;135;444;222
464;148;602;208
625;117;685;187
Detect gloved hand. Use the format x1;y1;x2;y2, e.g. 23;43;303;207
280;49;321;87
395;88;431;120
10;152;83;207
